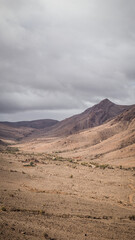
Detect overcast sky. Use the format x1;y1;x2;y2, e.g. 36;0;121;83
0;0;135;121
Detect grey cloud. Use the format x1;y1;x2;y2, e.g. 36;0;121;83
0;89;84;113
0;0;135;121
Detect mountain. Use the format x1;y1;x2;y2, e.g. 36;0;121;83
0;123;34;141
19;105;135;167
0;99;134;140
114;105;135;123
40;99;134;137
1;119;59;129
0;119;58;140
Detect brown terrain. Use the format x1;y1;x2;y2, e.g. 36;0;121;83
0;119;58;140
28;98;134;137
0;99;135;240
1;119;58;130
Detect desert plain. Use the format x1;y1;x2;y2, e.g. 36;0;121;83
0;146;135;239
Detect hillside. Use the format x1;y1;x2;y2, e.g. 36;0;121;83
38;99;134;137
0;99;134;141
0;123;35;141
0;119;58;140
18;105;135;167
1;102;135;240
0;119;59;129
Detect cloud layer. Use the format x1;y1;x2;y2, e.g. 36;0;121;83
0;0;135;121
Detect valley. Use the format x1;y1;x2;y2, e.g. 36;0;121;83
0;99;135;239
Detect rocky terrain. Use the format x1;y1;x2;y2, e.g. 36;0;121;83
32;98;134;137
0;148;135;240
0;99;135;239
18;105;135;168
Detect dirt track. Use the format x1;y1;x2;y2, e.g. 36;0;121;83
0;150;135;240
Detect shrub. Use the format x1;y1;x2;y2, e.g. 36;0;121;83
30;161;34;166
6;147;19;153
129;215;135;221
99;164;109;169
1;206;6;211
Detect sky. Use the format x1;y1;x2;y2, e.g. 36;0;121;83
0;0;135;121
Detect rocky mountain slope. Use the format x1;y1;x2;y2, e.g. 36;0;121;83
0;99;134;140
39;98;134;137
20;105;135;167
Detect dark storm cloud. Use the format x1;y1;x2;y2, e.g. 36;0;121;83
0;0;135;120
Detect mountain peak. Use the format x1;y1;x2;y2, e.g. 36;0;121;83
100;98;111;102
93;98;114;110
98;98;113;105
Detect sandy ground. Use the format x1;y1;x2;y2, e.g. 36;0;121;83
0;149;135;240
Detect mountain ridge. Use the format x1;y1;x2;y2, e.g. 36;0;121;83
1;119;59;129
39;98;134;137
17;104;135;167
0;99;134;140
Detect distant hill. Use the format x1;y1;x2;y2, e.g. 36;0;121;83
40;99;134;137
1;119;59;129
0;119;58;140
0;123;34;140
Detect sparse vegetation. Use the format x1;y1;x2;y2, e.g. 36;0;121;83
1;206;7;211
80;161;114;170
118;165;135;171
5;146;19;154
44;233;49;238
10;207;46;215
98;164;109;169
44;233;56;240
30;161;34;166
23;161;36;167
129;215;135;221
102;216;113;220
69;159;73;163
0;147;135;239
39;209;45;215
81;162;88;166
